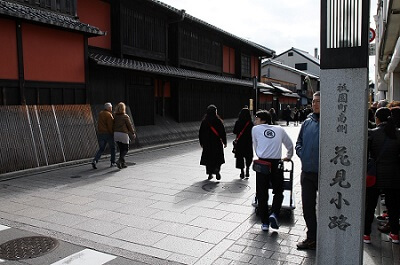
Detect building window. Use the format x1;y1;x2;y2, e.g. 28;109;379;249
241;54;251;77
295;63;308;71
288;52;293;56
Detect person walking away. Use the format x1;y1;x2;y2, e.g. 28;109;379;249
233;108;254;179
252;110;293;232
363;107;400;244
283;105;291;126
199;105;227;180
113;102;136;169
269;108;278;125
92;102;116;169
296;91;320;250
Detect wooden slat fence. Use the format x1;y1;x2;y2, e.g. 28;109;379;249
0;105;98;174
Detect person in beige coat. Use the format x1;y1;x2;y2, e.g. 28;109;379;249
113;102;136;169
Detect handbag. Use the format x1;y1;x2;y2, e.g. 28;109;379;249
232;121;250;153
252;159;272;175
366;137;387;187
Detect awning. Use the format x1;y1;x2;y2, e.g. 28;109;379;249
282;93;300;98
0;0;104;36
89;53;271;89
271;83;293;94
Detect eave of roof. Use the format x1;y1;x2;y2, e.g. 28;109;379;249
0;0;104;36
149;0;275;56
275;47;320;66
262;59;320;79
89;53;271;89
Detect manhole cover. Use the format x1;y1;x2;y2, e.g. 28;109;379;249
0;236;59;260
202;183;251;193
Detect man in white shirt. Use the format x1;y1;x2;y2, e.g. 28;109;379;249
252;110;293;232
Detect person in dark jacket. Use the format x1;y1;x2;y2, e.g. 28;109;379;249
283;105;291;126
199;105;227;180
363;107;400;244
233;108;254;179
113;102;136;169
296;91;320;250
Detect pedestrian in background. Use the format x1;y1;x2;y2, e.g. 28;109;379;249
283;105;291;126
363;107;400;244
92;102;116;169
296;91;320;250
252;110;293;232
233;107;254;179
199;104;227;180
113;102;136;169
269;108;278;125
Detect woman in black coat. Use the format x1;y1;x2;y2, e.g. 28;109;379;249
364;107;400;244
233;108;254;179
199;105;227;180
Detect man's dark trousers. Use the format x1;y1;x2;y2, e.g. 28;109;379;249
256;159;283;224
301;171;318;241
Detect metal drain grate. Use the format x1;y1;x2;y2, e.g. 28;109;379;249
0;236;59;260
202;183;251;193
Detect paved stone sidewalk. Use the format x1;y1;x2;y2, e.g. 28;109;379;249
0;125;398;264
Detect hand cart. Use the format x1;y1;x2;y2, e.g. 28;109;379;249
253;159;296;214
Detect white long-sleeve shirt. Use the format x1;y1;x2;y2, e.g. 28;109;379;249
252;124;294;159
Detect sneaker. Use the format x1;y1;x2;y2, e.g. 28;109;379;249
261;223;269;231
216;173;221;180
116;161;122;169
269;213;280;229
252;197;258;207
389;233;399;244
363;235;371;244
245;168;250;178
91;161;97;169
110;162;117;167
208;174;213;180
297;238;316;250
240;172;244;179
121;162;127;168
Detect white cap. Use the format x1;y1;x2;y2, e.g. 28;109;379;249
104;102;112;109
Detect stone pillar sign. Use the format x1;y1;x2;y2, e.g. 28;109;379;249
318;0;370;264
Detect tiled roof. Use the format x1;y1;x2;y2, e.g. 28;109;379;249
149;0;275;56
89;53;271;89
262;59;320;79
0;0;104;36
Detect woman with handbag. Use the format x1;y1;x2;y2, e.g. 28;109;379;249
113;102;136;169
233;107;254;179
363;107;400;244
199;105;227;180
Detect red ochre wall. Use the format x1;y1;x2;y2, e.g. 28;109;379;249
78;0;111;49
251;55;259;77
223;46;235;74
22;23;85;83
0;18;18;80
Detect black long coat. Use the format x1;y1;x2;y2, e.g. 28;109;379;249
233;119;254;159
199;117;226;167
368;124;400;189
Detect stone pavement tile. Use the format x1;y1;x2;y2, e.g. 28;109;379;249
289;247;316;258
150;201;194;213
193;239;234;265
120;241;172;260
72;219;125;236
86;199;126;211
43;212;91;227
270;252;304;264
118;206;161;218
214;203;254;214
152;210;197;224
148;186;182;196
221;212;251;223
0;200;30;213
154;235;214;258
241;246;274;259
212;258;232;265
226;219;257;241
57;202;94;215
111;226;166;246
228;244;246;253
114;214;163;230
79;209;128;222
221;250;253;263
58;194;96;205
235;238;266;249
88;191;128;202
56;187;100;197
14;206;58;219
115;202;158;215
152;222;205;239
167;253;198;265
149;193;186;203
189;216;239;232
249;255;281;265
183;206;230;219
195;229;229;244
